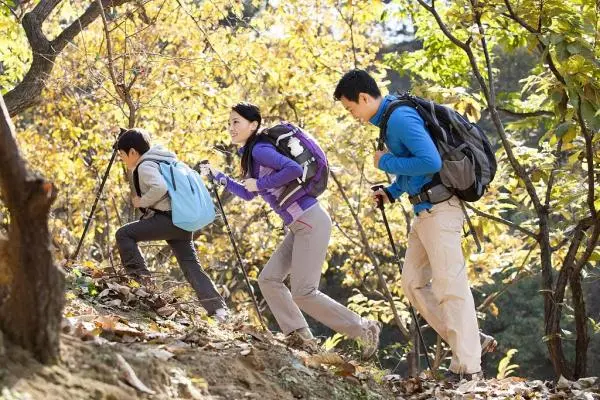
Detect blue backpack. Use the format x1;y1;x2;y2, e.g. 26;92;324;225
133;159;215;231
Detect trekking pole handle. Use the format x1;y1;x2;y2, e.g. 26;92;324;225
196;159;215;180
371;184;386;210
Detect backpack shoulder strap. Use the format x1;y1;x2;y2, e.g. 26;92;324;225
132;158;169;196
245;125;289;176
378;95;415;150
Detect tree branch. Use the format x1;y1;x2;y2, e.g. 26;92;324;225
333;219;363;249
53;0;132;53
335;4;358;68
503;0;538;33
175;0;240;85
463;203;537;239
96;0;137;127
0;0;21;20
495;107;555;118
414;0;469;51
417;0;544;214
575;94;596;219
573;224;600;276
4;0;136;117
503;0;566;86
472;1;496;105
478;245;536;311
545;139;562;209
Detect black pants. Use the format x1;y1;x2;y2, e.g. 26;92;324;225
115;213;225;314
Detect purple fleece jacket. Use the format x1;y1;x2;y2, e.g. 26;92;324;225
215;141;317;225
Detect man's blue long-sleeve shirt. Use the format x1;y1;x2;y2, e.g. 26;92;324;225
370;95;442;214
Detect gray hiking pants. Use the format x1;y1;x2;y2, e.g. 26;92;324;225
115;213;226;314
258;204;368;337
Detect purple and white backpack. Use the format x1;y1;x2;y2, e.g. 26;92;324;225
246;122;329;208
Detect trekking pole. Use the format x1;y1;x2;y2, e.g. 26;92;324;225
371;184;433;372
68;129;125;265
197;161;268;331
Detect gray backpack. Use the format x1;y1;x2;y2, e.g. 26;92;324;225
379;93;497;204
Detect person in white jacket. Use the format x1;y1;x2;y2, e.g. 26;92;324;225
115;128;228;321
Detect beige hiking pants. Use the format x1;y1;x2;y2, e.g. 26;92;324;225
258;204;368;338
402;197;482;373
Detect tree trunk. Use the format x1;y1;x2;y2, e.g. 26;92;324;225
0;93;64;364
570;270;589;378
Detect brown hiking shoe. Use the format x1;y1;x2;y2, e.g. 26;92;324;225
480;332;498;355
286;329;320;353
441;370;483;384
357;320;381;360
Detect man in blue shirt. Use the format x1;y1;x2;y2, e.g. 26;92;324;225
334;69;496;382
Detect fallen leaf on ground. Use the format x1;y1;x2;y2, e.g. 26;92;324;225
303;352;355;374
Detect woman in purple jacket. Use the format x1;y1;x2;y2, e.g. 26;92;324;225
201;102;380;358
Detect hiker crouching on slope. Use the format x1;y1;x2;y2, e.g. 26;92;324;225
114;128;229;322
199;102;381;358
334;69;497;381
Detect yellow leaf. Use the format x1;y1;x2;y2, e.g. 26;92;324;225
489;302;499;318
128;279;141;289
65;292;77;300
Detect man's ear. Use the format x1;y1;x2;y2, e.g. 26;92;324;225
358;92;370;105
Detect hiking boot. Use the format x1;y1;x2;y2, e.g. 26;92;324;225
295;327;314;340
286;328;319;353
357;320;381;360
213;308;230;323
441;370;483;384
480;332;498;355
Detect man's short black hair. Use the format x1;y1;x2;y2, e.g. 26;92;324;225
334;69;381;102
116;128;151;155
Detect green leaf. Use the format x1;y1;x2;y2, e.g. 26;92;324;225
554;121;572;137
88;282;98;297
581;100;600;131
567;150;582;165
567;43;581;55
588;248;600;262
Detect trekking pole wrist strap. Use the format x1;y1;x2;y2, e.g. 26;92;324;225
382;188;395;203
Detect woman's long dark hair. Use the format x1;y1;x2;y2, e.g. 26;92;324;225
232;102;262;177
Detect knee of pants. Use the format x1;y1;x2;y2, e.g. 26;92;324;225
115;226;131;244
291;286;317;303
257;271;282;289
432;276;468;303
401;270;418;300
176;254;199;264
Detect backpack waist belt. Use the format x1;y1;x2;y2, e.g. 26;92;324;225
408;183;453;205
140;207;172;220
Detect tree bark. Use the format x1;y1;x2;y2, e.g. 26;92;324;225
0;93;63;364
570;270;588;379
